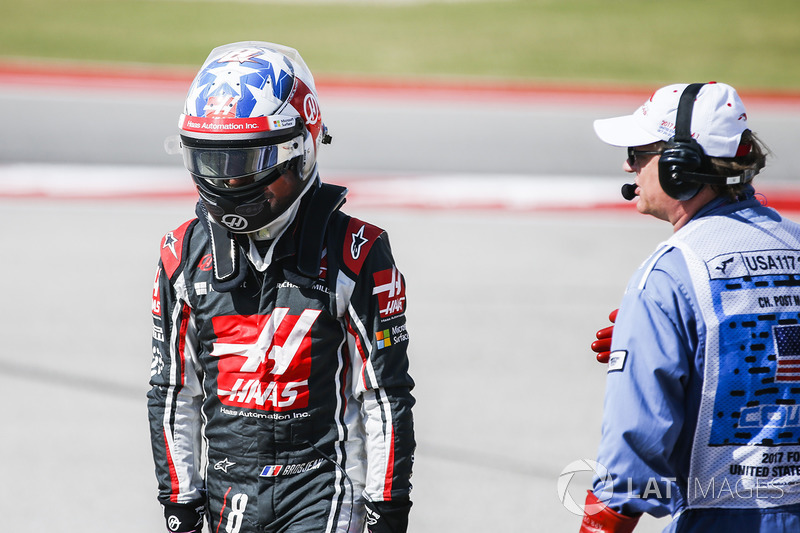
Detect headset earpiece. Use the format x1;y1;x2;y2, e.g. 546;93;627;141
658;83;707;201
659;138;704;200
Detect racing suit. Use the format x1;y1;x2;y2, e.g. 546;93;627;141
147;182;415;533
589;188;800;532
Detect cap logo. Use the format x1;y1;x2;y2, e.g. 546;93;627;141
595;82;748;158
657;119;676;138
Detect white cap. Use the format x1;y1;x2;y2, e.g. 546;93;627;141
593;82;749;157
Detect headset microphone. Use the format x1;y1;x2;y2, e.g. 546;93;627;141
621;183;637;201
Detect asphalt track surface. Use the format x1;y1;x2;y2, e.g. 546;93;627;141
2;64;800;532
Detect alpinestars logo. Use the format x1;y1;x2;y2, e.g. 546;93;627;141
162;232;178;259
211;309;321;411
351;225;369;260
214;458;236;473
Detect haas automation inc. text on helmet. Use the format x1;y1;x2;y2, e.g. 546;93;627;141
177;41;330;234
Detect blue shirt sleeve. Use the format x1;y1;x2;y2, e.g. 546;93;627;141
592;246;705;518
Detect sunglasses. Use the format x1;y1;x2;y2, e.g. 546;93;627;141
627;147;663;167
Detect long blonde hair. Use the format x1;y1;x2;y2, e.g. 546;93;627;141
708;130;769;200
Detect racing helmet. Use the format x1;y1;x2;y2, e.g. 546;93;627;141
177;41;330;233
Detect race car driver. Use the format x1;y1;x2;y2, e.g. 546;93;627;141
582;82;800;532
147;41;415;533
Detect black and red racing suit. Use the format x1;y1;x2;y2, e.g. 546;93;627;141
147;187;415;533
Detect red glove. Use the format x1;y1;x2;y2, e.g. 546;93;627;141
579;490;639;533
591;309;618;364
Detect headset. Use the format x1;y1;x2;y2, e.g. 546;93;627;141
658;82;754;201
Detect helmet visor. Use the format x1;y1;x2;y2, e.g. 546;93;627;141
182;136;302;180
